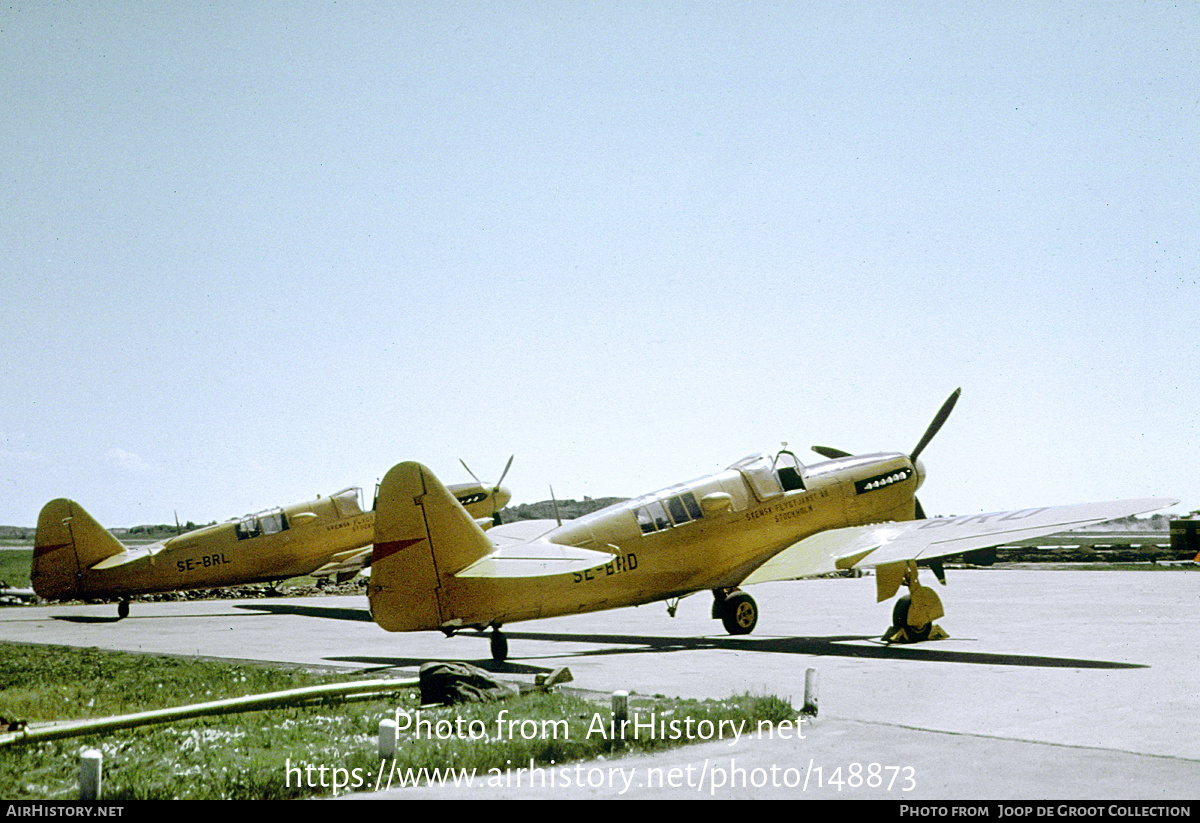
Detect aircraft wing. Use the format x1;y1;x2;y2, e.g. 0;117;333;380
486;519;563;547
742;497;1178;586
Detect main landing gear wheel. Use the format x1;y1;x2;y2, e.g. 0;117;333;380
117;600;130;620
889;595;931;642
720;592;758;635
882;579;950;644
490;628;508;663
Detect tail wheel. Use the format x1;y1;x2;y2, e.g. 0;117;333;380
891;595;932;642
720;592;758;635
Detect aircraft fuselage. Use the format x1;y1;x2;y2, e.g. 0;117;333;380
33;483;508;602
369;452;920;631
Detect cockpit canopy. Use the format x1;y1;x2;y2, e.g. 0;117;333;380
728;448;807;501
235;507;288;540
233;487;365;541
633;487;704;534
329;487;365;517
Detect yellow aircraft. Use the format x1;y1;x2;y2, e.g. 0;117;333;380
366;390;1177;661
32;465;512;618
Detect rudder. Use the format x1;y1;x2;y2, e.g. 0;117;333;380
368;462;493;632
32;499;126;600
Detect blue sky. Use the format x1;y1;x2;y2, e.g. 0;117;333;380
2;2;1196;527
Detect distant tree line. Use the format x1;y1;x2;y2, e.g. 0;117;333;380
0;526;35;539
119;522;215;538
501;497;628;523
1073;513;1174;532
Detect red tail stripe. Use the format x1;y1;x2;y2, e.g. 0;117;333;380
372;537;426;563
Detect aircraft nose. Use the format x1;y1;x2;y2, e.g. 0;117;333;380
494;486;512;510
914;458;926;491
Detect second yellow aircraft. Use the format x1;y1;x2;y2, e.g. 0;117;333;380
32;467;512;618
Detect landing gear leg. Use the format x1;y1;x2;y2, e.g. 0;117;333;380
117;600;130;620
883;562;949;644
490;626;508;663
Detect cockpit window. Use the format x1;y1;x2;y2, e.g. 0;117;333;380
635;500;670;533
773;449;806;492
635;505;656;534
635;490;703;534
258;510;286;535
235;516;260;541
666;492;702;524
235;507;289;540
647;500;670;531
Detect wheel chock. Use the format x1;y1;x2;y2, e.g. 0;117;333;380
882;623;949;644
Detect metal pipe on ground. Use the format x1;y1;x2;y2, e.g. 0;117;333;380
0;677;420;748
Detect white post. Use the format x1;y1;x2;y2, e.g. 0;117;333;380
611;690;629;745
803;667;819;715
378;718;398;759
79;748;102;801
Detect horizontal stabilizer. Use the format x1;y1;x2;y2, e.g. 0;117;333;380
455;542;619;578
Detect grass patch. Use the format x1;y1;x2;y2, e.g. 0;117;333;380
0;643;347;721
0;643;797;799
0;549;32;589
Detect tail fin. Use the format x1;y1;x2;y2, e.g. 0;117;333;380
368;462;493;632
32;499;126;600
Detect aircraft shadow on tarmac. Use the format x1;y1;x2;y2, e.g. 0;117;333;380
50;609;249;623
326;629;1146;671
224;603;1144;671
28;604;1146;671
234;602;375;622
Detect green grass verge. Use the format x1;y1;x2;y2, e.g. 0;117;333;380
0;643;796;799
0;549;32;589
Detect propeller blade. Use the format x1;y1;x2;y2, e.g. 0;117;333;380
460;454;514;493
458;459;482;486
495;454;514;490
492;455;514;525
812;445;852;460
909;388;961;463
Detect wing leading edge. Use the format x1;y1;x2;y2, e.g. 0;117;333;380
742;497;1178;587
